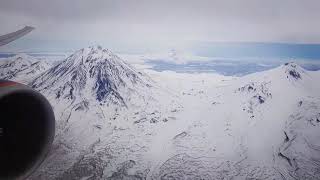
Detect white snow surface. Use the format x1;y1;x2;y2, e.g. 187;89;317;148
0;53;50;84
2;47;320;179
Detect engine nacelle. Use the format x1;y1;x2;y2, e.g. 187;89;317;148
0;80;55;179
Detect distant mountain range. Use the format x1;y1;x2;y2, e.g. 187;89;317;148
0;54;50;83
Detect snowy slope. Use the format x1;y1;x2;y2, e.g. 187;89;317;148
0;54;50;83
26;46;180;179
149;62;320;179
3;48;317;180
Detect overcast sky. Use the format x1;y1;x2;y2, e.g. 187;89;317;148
0;0;320;52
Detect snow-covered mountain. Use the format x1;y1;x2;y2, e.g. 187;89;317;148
0;54;50;83
148;62;320;179
3;48;319;179
24;46;179;179
31;46;154;107
235;63;320;179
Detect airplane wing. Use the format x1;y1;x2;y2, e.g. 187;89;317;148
0;26;35;47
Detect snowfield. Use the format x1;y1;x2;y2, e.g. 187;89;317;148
1;46;320;179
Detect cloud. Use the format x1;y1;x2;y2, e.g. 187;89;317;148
0;0;320;52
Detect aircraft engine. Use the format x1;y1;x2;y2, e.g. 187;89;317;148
0;80;55;179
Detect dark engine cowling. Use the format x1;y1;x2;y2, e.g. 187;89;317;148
0;80;55;180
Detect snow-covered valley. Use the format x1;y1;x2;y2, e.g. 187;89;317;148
1;46;320;179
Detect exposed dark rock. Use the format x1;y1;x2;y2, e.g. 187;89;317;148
284;131;289;142
288;70;301;79
173;132;188;139
257;95;265;104
150;118;158;123
278;152;292;166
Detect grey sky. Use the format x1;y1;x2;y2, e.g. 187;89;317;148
0;0;320;52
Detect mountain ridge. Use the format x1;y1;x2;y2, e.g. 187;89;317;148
0;53;50;83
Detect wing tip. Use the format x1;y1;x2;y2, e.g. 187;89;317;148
24;26;35;31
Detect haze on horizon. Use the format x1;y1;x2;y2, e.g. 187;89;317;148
0;0;320;53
